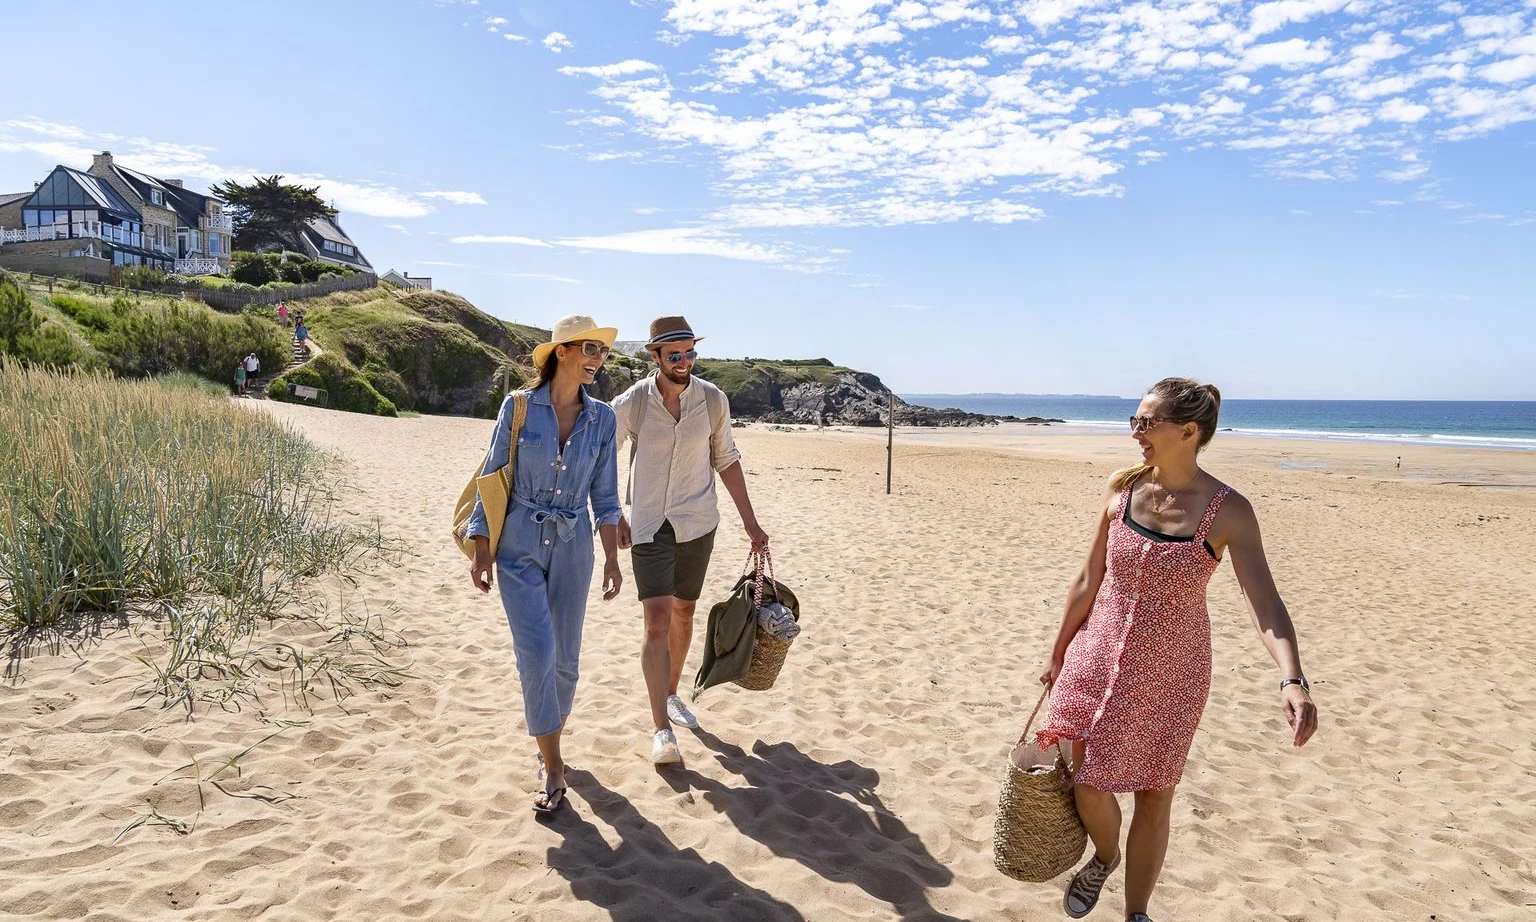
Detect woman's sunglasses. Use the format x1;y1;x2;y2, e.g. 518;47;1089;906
565;340;611;359
662;349;698;364
1128;416;1176;432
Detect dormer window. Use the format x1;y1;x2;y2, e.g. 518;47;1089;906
150;190;163;206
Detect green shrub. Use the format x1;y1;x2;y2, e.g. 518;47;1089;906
0;271;40;353
270;351;397;416
50;294;114;333
300;261;347;282
230;251;281;286
279;264;304;284
120;267;167;291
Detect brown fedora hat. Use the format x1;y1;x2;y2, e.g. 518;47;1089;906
644;315;704;350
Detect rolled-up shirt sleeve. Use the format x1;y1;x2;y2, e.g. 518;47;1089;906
708;389;742;472
465;395;514;539
590;410;623;529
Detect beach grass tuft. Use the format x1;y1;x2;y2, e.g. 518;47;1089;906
0;360;398;707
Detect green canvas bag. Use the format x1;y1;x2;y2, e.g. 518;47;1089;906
692;551;799;698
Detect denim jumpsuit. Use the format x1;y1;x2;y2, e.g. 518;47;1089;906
467;384;622;737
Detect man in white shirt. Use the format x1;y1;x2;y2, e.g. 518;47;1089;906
614;316;769;764
243;352;261;380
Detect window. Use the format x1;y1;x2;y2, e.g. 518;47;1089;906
323;240;337;252
151;190;163;206
209;235;219;255
341;244;354;256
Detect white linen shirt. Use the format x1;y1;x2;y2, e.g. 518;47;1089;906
612;372;741;545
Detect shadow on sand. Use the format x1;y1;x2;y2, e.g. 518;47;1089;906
547;768;805;922
663;729;965;922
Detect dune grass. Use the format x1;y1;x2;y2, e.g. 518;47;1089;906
0;361;402;710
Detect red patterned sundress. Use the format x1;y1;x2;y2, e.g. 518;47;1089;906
1036;480;1232;792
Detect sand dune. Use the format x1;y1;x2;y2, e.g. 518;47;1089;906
2;403;1533;921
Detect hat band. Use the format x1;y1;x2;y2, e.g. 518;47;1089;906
650;329;695;344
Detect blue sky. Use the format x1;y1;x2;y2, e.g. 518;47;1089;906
2;0;1533;399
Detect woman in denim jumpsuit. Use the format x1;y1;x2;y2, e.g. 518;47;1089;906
468;316;623;814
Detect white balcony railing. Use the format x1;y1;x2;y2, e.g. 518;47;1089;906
1;225;73;244
201;213;233;231
174;258;223;276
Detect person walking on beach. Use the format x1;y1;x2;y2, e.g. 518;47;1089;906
466;315;625;814
233;362;246;396
612;316;769;765
243;352;260;383
277;302;289;327
1035;377;1318;922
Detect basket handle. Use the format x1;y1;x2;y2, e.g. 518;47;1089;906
1015;684;1075;772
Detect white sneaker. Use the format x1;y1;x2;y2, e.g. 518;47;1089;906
651;728;682;764
666;694;700;729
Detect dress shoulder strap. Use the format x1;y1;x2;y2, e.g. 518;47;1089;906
1114;481;1134;520
1195;485;1232;542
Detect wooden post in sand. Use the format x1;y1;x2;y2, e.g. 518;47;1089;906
886;391;894;495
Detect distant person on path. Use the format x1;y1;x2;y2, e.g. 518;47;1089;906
243;352;260;383
612;315;769;765
1034;377;1318;922
466;315;623;815
233;362;247;396
1396;455;1402;471
294;321;309;349
277;302;289;327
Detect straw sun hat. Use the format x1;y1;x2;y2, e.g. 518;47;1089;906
531;314;619;368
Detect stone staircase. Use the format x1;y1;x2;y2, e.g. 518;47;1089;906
249;332;322;399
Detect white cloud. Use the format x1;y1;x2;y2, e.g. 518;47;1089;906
543;32;574;53
504;33;531;42
384;223;411;235
1379;98;1431;123
420;190;489;205
451;234;553;247
539;0;1536;221
1483;56;1536;84
554;227;787;262
559;60;659;78
1240;38;1333;70
504;272;585;284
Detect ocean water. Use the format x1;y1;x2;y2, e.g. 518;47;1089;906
901;396;1536;452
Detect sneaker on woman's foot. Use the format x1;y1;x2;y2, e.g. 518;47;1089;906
651;728;682;764
1063;851;1121;918
666;695;699;729
1126;914;1154;922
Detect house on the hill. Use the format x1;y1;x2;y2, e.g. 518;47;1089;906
301;216;374;274
0;152;234;275
85;152;234;275
380;269;431;290
0;164;172;270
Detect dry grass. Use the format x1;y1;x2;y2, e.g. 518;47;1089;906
0;360;404;710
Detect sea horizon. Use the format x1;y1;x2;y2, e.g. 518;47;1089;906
902;395;1536;452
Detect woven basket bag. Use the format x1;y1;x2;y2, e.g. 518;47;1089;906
733;549;796;692
993;686;1088;882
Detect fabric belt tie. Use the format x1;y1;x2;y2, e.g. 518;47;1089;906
516;496;583;542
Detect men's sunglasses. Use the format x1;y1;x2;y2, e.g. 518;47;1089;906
663;349;698;364
567;340;611;359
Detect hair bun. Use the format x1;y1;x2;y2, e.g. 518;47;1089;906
1204;383;1222;405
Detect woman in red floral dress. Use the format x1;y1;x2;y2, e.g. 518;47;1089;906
1035;377;1318;922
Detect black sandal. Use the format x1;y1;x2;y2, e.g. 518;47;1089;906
532;786;567;815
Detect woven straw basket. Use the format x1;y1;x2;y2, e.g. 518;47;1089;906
734;630;790;691
993;687;1087;882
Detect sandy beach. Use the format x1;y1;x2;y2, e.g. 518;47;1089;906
3;404;1534;921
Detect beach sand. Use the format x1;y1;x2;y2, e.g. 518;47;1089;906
3;405;1534;921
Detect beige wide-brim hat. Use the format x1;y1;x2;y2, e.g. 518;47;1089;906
531;314;619;368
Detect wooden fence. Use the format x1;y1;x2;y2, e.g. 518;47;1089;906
1;260;379;312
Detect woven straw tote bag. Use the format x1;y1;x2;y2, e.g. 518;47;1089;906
733;549;799;691
993;686;1088;882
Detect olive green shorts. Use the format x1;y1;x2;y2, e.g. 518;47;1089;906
631;521;716;602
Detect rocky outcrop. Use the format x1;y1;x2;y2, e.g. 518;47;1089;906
724;368;998;427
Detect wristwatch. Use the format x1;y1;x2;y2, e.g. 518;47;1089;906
1280;677;1310;692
